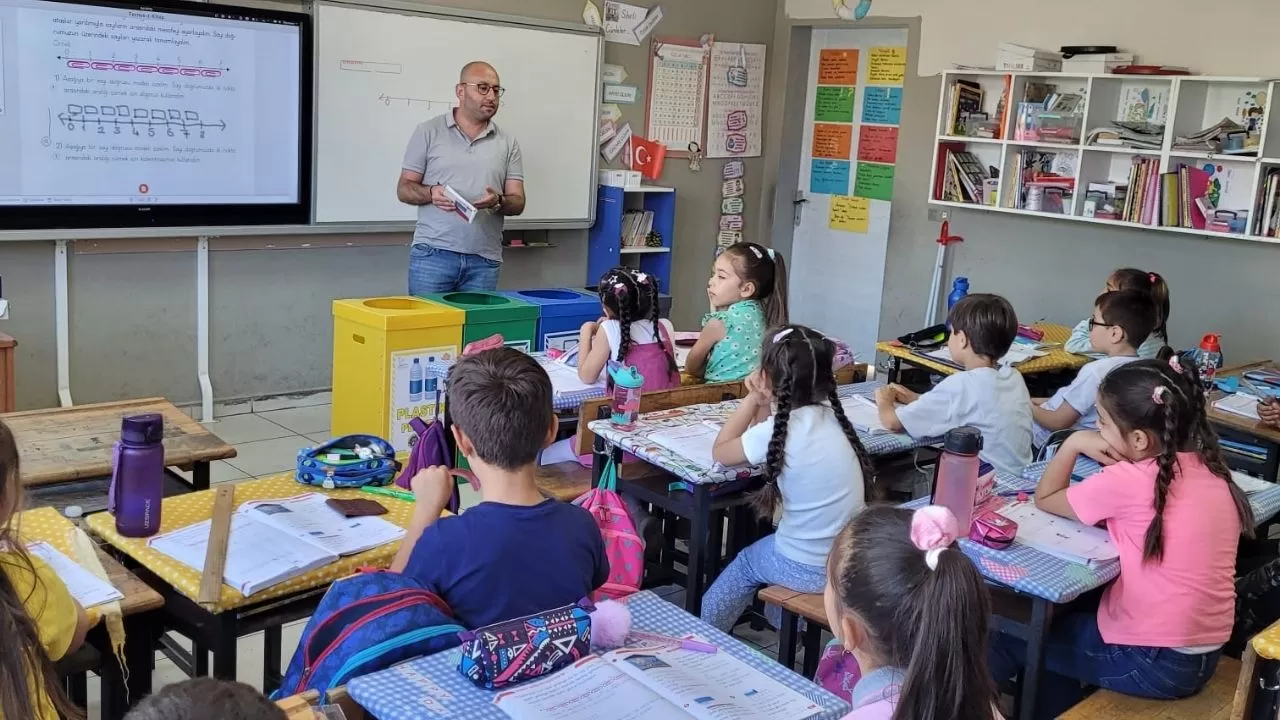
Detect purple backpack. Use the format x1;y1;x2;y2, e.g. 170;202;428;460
393;416;477;513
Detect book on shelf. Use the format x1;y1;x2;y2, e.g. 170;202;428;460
948;80;984;136
1172;117;1252;155
1257;169;1280;237
148;493;405;596
621;210;655;248
1085;121;1164;151
934;141;966;200
943;150;990;204
1008;149;1074;212
495;639;824;720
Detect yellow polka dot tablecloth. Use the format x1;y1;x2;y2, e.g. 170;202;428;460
15;506;106;627
876;322;1089;377
86;473;420;614
1252;618;1280;660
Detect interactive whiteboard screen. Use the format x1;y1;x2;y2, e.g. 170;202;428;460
0;0;311;229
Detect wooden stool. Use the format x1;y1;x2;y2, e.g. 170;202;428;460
1060;656;1241;719
276;687;367;720
0;332;15;413
760;585;831;678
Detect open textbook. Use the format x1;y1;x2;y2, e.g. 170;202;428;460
26;541;123;609
148;493;404;596
839;394;891;435
495;638;822;720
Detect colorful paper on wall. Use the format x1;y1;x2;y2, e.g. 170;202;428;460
810;159;850;195
818;49;859;85
604;1;660;45
604;84;639;104
854;162;895;201
829;195;870;233
600;103;622;123
720;215;744;231
599;120;617;145
583;0;602;28
812;123;853;160
706;42;767;158
723;160;745;180
647;38;711;152
722;178;744;197
601;64;628;84
856;125;898;164
602;122;632;162
861;87;902;125
868;47;906;85
814;86;855;123
717;230;742;248
721;197;744;214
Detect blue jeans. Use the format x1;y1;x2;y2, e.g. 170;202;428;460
989;610;1222;718
407;244;501;295
700;535;826;632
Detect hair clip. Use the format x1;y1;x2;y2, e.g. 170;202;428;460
634;271;648;283
772;328;795;343
1149;272;1158;284
910;506;958;571
1152;385;1168;405
748;245;764;260
766;247;776;260
1168;355;1184;374
613;282;627;294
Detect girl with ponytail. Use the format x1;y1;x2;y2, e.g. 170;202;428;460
992;349;1253;715
0;420;90;720
825;506;998;720
701;324;871;632
577;266;680;391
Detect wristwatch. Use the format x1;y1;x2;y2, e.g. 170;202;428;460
494;192;505;212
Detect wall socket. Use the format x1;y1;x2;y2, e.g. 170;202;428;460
927;208;951;223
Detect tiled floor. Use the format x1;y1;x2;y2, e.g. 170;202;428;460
83;398;801;717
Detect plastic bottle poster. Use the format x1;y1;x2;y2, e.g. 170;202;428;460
389;346;456;450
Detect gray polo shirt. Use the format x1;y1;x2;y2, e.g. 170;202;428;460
401;111;523;262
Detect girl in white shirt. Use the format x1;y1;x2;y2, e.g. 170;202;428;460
702;324;871;632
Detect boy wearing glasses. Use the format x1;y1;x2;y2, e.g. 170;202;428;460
398;61;527;294
1031;290;1155;446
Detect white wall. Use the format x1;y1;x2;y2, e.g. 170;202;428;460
772;0;1280;365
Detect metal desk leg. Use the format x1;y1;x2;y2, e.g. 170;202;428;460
684;485;711;614
211;614;239;681
263;625;283;694
191;461;211;491
777;608;799;671
1018;598;1052;720
801;623;823;679
707;510;726;580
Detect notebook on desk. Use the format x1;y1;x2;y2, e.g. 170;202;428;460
996;500;1119;566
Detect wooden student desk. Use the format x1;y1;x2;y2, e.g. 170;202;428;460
3;397;236;505
876;322;1089;382
19;507;164;720
87;474;421;694
1210;361;1280;482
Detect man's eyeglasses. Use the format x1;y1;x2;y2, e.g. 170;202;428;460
462;82;505;97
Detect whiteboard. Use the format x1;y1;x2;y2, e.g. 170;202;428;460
313;2;602;227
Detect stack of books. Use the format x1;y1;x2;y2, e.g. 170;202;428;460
1121;156;1162;224
941;150;991;204
947;80;986;136
1255;169;1280;236
620;210;655;248
1173;118;1252;156
1084;121;1165;151
1157;165;1212;229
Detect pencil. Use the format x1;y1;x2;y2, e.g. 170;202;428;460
360;485;415;502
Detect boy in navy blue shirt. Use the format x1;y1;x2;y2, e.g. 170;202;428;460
389;348;609;628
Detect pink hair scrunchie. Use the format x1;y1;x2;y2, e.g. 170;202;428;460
910;505;960;570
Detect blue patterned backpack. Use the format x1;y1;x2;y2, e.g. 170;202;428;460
273;570;465;700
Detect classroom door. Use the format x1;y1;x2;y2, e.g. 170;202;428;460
788;27;907;360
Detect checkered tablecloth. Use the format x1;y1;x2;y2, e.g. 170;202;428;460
425;352;604;412
346;590;850;720
1020;457;1280;526
589;381;937;487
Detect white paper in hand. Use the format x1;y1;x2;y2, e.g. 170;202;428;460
443;185;478;223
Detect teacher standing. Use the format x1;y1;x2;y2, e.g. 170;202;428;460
398;61;526;294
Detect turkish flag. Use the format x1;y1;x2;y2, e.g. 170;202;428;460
629;135;667;180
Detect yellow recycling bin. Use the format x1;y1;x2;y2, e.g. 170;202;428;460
331;297;464;452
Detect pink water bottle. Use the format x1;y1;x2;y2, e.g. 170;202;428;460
932;426;983;532
608;363;645;426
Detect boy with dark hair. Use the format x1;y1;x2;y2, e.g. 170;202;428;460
875;293;1033;475
390;348;608;628
1031;289;1155;445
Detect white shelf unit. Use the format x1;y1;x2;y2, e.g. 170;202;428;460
930;70;1280;245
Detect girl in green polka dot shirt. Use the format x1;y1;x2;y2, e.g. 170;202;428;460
686;243;789;383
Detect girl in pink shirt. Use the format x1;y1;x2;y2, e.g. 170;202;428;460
824;505;999;720
990;352;1254;716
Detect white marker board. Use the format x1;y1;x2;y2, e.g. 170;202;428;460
314;3;602;227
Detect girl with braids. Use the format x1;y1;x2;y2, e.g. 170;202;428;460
686;242;789;383
990;350;1254;715
0;420;90;720
701;324;871;632
825;506;999;720
577;266;680;391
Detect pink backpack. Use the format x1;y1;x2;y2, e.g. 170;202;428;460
573;455;644;600
612;323;680;393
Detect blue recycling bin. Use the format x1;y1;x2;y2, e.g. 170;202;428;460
500;288;601;351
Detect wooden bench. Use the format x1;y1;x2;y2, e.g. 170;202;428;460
759;585;830;679
1059;656;1241;719
535;459;671;502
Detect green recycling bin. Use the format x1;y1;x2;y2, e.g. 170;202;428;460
422;291;539;353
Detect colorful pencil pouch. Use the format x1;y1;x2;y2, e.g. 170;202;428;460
970;511;1018;550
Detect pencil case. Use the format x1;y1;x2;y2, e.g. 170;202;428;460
296;435;399;488
457;600;593;689
970;511;1018;550
1017;324;1044;342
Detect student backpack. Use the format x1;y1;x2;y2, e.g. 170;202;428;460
272;570;465;701
573;455;644;600
392;416;479;514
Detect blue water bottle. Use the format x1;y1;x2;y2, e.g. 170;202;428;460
947;277;969;311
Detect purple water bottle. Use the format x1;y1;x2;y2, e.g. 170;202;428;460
108;414;165;537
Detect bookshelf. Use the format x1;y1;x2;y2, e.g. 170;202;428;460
930;70;1280;245
586;184;676;290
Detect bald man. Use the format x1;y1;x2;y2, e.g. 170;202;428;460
398;61;526;294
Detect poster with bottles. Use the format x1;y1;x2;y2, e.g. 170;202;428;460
389;345;457;451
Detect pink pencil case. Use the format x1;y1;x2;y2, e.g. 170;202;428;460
970;511;1018;550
